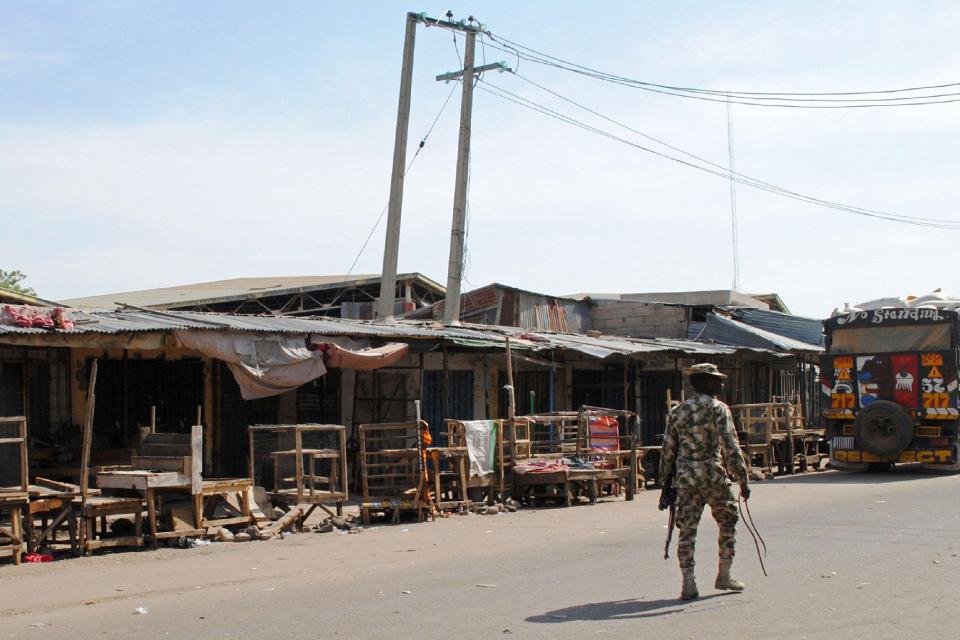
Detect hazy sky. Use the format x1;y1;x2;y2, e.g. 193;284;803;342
2;1;958;318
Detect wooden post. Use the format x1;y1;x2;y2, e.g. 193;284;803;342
19;417;28;493
149;405;156;434
79;359;99;501
247;428;256;482
505;338;517;502
191;424;203;495
623;359;629;411
340;427;349;501
785;404;796;474
294;427;304;503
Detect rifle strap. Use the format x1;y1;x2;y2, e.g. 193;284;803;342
738;492;767;576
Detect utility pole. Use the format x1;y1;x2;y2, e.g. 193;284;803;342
376;13;419;322
435;26;506;325
441;28;476;325
377;13;499;324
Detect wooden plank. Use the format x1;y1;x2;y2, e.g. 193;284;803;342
85;537;143;550
96;471;190;490
191;425;203;495
294;428;304;503
201;479;253;494
262;506;305;535
130;456;190;473
139;443;192;457
142;433;191;444
34;477;80;493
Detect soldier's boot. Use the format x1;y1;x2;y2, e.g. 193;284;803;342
714;558;745;591
680;567;699;600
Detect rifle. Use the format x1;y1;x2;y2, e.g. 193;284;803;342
658;476;677;559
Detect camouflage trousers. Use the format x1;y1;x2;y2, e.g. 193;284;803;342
675;484;738;569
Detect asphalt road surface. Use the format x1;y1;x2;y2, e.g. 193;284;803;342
2;466;958;640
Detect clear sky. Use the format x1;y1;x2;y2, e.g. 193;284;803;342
2;1;958;318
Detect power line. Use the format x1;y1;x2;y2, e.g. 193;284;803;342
343;81;462;281
504;72;960;226
485;31;960;106
475;78;960;229
443;31;960;109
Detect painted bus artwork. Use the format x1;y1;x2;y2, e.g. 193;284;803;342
821;308;960;470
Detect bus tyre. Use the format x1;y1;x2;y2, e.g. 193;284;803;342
854;400;913;458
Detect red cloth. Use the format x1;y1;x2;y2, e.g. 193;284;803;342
1;305;74;330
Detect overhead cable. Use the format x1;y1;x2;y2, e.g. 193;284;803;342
418;27;960;109
476;78;960;229
506;72;958;226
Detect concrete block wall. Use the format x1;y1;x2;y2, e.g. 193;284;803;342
588;301;689;338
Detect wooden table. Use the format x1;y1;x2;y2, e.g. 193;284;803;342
25;480;81;555
96;470;254;545
96;470;192;547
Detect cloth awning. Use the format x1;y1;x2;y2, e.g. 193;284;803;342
175;331;327;400
314;342;409;370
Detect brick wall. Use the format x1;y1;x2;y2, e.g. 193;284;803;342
588;301;689;338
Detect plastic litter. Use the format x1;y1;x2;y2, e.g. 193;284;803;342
133;607;149;615
24;553;54;563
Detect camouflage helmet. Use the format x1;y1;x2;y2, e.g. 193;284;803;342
682;362;727;379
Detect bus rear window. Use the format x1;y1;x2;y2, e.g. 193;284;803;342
830;323;952;353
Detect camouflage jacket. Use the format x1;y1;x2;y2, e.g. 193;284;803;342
659;393;749;489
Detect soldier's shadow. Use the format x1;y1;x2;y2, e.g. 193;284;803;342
526;593;735;622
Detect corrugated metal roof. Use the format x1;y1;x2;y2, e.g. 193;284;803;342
695;313;823;353
727;307;824;347
407;283;592;333
0;307;793;360
60;273;444;310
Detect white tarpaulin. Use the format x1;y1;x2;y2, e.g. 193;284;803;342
462;420;497;477
175;331;327;400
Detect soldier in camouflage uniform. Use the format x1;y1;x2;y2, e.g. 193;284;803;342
660;363;750;600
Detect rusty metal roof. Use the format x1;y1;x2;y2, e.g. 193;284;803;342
407;283;592;334
0;307;789;359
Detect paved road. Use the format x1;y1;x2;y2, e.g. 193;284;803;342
2;466;958;639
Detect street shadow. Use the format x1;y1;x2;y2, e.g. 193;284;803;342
526;593;733;622
770;464;942;485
